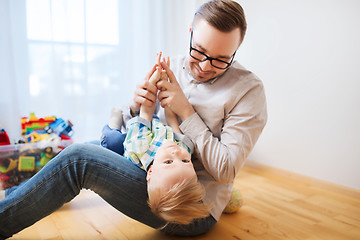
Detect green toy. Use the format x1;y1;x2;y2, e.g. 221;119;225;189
0;158;18;173
18;156;35;171
40;147;53;167
223;187;244;214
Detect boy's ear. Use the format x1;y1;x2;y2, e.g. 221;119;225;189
146;166;153;182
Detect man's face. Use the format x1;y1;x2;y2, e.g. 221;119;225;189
188;19;241;82
147;140;196;190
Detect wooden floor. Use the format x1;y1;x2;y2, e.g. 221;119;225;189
9;163;360;240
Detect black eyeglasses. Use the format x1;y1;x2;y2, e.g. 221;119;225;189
189;30;236;70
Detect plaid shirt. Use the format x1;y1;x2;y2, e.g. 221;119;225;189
124;116;194;171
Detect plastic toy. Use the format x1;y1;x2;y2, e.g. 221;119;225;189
18;156;36;171
0;143;56;189
45;118;74;137
40;147;53;167
21;113;74;141
0;174;9;189
223;187;244;214
0;128;10;146
21;113;56;135
0;158;18;173
0;113;74;189
25;132;52;143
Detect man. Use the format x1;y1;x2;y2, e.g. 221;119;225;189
123;0;267;232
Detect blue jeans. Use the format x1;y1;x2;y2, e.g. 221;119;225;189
100;124;127;155
0;143;216;239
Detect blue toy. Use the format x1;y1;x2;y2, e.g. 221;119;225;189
45;118;74;137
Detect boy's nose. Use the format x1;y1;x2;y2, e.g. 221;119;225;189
171;149;180;155
170;146;181;155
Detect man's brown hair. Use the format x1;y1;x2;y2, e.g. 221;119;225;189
193;0;247;44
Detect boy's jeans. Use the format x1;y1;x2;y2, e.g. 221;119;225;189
0;143;216;239
100;124;126;155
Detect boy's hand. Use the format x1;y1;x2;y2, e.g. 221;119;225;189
157;61;195;121
149;52;164;85
130;64;158;116
138;52;168;120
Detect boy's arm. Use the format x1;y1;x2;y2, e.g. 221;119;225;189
139;52;166;121
154;53;181;132
139;67;161;121
124;117;153;163
165;107;182;134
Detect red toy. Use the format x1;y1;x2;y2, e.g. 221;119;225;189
21;112;56;135
0;129;10;146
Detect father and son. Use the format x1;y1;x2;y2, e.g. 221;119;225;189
0;0;267;238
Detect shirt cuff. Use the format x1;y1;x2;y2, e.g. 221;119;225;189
127;116;152;129
174;133;194;153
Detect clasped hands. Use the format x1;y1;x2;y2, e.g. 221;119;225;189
132;52;195;122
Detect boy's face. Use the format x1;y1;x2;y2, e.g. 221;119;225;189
147;140;196;189
188;18;241;82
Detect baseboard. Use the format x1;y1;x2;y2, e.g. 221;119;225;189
245;160;360;199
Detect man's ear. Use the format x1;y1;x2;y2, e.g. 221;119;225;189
146;166;153;182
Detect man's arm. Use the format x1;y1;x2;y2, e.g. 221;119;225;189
157;60;267;184
180;83;267;184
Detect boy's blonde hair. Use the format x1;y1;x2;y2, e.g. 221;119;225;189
147;176;211;225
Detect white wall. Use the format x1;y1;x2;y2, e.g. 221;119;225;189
236;0;360;190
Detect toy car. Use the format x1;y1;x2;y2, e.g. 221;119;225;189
45;118;74;137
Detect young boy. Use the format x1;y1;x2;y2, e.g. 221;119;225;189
101;53;210;225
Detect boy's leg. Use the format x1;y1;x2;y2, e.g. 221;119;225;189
0;143;166;239
101;124;126;155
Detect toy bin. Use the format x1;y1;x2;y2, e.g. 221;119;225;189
0;140;72;190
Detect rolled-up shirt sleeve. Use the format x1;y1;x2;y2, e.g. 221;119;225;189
180;83;267;184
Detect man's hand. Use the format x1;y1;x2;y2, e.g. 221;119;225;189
130;64;158;116
157;61;195;121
